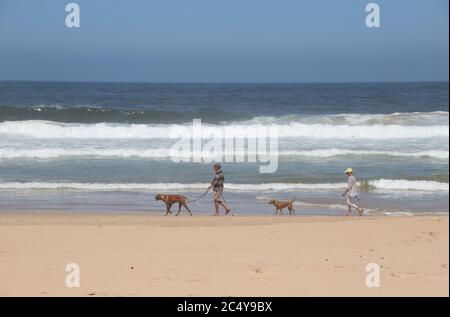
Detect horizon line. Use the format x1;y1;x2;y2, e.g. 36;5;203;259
0;79;448;85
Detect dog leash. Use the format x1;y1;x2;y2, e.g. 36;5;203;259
187;188;211;203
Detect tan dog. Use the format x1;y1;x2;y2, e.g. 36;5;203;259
268;197;295;216
155;194;192;216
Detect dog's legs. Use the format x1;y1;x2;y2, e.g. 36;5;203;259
175;202;192;216
288;205;293;216
165;203;173;216
176;202;182;216
182;202;192;216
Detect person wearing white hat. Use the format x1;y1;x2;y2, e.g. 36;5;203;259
342;168;364;217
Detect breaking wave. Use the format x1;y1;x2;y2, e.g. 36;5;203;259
0;148;448;159
0;179;447;192
0;118;448;139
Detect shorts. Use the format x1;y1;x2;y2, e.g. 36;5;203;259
213;188;223;202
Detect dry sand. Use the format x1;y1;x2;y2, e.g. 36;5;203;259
0;213;448;297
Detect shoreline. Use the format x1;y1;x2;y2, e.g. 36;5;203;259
0;213;448;296
0;211;449;220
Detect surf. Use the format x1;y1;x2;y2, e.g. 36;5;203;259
1;119;448;139
0;148;448;160
0;179;447;192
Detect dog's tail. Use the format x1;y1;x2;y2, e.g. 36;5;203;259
291;196;296;203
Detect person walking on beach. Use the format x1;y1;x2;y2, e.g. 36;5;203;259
342;168;364;217
208;163;231;216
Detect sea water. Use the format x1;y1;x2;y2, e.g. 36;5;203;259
0;81;448;215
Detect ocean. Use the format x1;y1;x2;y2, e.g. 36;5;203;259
0;81;448;215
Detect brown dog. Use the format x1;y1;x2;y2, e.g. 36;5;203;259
268;197;295;216
155;194;192;216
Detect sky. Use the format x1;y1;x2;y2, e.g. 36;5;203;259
0;0;448;83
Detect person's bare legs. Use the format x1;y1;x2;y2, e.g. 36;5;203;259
212;190;231;215
346;205;353;217
213;200;230;216
213;201;220;216
346;196;363;216
217;200;230;215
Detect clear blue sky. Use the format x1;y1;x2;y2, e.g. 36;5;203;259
0;0;448;82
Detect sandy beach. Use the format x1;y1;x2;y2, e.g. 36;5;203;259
0;213;448;297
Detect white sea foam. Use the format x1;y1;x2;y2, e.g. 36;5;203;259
0;119;448;139
0;179;447;192
0;148;172;159
280;149;449;159
368;179;449;191
0;182;209;191
381;211;415;216
240;111;449;126
0;148;447;159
